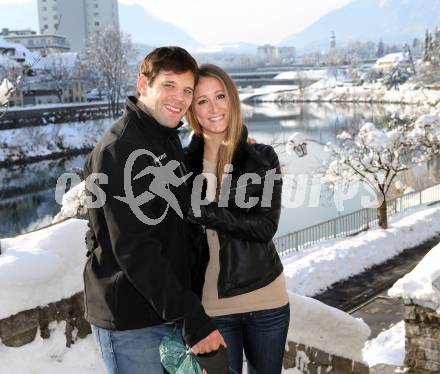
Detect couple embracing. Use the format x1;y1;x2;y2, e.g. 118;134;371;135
83;46;289;374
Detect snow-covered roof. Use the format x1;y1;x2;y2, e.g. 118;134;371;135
0;37;39;65
374;52;409;69
0;53;20;69
34;52;78;71
0;37;13;49
388;242;440;311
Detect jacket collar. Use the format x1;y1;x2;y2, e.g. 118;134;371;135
186;125;250;175
124;96;184;139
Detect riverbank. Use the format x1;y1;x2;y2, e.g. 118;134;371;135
247;80;440;109
0;119;112;167
0;118;193;167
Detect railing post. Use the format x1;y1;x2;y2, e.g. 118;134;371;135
333;219;337;238
294;232;298;251
419;191;422;206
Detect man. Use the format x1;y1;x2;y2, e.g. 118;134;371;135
83;47;226;373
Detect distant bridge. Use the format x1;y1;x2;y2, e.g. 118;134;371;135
229;71;318;88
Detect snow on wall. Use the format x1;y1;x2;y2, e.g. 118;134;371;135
0;219;88;320
362;321;405;367
388;242;440;311
288;292;370;363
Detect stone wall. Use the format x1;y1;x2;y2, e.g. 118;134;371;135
283;341;369;374
1;292;373;374
404;304;440;373
0;292;90;347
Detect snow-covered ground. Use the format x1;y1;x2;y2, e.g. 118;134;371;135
283;203;440;296
0;321;105;374
1;202;440;372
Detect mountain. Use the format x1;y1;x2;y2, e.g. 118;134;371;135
118;3;202;49
280;0;440;51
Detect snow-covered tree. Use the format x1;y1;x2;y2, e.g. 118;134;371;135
0;78;15;107
417;28;440;86
40;53;78;103
383;66;411;89
322;119;440;229
78;27;136;118
424;29;432;63
0;58;22;116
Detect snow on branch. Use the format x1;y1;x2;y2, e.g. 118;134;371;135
322;117;440;200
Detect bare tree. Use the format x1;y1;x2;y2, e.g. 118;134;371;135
79;27;136;118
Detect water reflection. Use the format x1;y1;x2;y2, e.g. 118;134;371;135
0;155;86;238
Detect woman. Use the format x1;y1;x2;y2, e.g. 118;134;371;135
185;64;289;374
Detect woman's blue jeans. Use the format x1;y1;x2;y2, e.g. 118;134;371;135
91;323;175;374
211;303;290;374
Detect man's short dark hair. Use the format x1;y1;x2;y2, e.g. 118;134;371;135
138;46;199;87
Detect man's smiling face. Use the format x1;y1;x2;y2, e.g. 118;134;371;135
138;70;195;128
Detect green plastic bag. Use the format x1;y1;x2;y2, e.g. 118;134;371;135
159;333;203;374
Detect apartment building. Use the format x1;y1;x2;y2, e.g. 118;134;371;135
1;28;70;55
37;0;119;52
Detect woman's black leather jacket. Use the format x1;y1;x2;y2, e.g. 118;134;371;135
185;126;284;298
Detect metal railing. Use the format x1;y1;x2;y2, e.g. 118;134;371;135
274;183;440;257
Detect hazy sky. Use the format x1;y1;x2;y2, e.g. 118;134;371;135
0;0;353;45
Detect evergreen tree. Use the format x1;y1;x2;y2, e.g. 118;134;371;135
423;29;430;62
376;39;385;58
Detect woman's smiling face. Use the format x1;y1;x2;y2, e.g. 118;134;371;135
193;76;230;136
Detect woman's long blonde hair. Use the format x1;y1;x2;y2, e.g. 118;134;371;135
186;64;243;198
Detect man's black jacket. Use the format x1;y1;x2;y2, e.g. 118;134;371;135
83;96;216;346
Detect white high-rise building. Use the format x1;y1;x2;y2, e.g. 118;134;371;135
37;0;119;52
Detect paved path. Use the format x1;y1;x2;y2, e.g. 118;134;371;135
313;234;440;338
